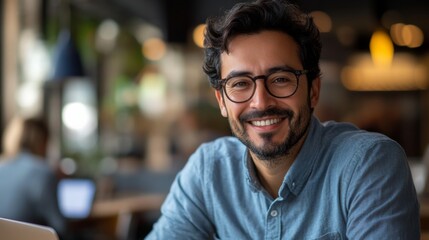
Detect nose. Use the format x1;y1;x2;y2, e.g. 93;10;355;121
249;80;275;109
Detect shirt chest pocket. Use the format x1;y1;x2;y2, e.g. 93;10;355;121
310;231;342;240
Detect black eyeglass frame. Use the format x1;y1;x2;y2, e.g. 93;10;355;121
220;69;310;103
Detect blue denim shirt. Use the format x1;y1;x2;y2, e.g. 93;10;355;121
147;116;420;239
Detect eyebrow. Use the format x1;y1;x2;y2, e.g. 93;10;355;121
223;65;298;79
223;70;252;80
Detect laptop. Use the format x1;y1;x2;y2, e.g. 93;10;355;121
57;178;97;219
0;217;59;240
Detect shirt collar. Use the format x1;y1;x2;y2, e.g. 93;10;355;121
280;116;322;197
244;150;263;192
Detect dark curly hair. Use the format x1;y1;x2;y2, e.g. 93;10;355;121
203;0;321;90
20;118;49;156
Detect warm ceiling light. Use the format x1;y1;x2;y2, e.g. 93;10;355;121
143;38;167;61
310;11;332;33
370;30;394;68
402;24;424;48
193;24;206;48
390;23;424;48
390;23;405;46
336;26;356;47
341;53;427;91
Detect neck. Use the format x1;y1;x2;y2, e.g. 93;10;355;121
250;130;309;198
251;153;293;198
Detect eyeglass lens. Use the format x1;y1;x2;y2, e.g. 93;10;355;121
224;71;299;102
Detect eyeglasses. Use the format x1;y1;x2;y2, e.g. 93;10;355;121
220;69;309;103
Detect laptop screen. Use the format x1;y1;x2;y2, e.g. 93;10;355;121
57;178;96;219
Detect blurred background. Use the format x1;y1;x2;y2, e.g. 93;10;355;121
2;0;428;178
0;0;428;239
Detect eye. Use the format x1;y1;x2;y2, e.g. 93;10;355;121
227;77;253;90
269;72;295;86
272;77;292;83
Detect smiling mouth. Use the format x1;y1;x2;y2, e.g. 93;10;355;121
250;118;282;127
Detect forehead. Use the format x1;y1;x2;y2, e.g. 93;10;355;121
220;31;301;77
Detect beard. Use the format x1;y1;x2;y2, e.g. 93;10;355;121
228;102;312;162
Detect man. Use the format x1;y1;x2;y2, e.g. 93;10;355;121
0;117;68;239
147;0;420;239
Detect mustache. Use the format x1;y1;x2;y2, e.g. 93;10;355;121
239;108;293;122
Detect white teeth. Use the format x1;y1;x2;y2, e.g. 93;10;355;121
251;118;281;126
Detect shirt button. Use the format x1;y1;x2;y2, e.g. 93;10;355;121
270;210;278;217
292;182;296;188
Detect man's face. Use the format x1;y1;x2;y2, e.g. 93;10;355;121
215;31;320;161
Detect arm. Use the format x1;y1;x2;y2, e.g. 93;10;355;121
346;138;420;239
146;147;215;239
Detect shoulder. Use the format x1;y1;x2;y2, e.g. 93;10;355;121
191;136;245;163
318;121;407;178
319;125;420;238
180;136;246;181
321;121;403;156
186;136;246;171
199;136;244;148
15;153;55;182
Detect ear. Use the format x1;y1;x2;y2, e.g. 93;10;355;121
215;90;228;117
309;77;321;109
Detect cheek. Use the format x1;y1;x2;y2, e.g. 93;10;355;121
224;102;244;120
216;92;229;117
287;87;305;103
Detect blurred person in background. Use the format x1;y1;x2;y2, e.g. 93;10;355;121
0;116;69;239
147;0;420;239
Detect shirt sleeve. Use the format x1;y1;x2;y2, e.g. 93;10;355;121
146;146;215;239
345;138;420;239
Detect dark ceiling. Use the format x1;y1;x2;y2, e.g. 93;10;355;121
70;0;245;42
69;0;429;45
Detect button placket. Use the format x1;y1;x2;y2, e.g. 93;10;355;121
265;202;282;239
270;209;278;217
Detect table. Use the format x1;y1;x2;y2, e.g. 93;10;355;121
420;198;429;239
91;194;165;218
71;194;166;239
